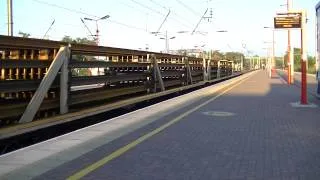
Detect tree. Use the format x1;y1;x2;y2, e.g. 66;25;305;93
275;56;284;68
307;55;316;74
284;47;316;74
293;48;301;72
211;50;224;60
225;52;244;64
61;36;73;43
61;36;97;62
61;36;96;45
62;36;97;76
18;31;31;38
283;52;288;68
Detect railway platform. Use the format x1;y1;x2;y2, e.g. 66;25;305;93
1;70;320;179
278;69;319;98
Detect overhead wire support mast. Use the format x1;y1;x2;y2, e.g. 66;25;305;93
191;8;208;35
128;0;192;29
7;0;13;36
156;9;171;34
148;0;193;28
33;0;145;32
42;19;55;39
203;8;213;22
80;18;95;40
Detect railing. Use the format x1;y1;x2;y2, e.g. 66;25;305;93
0;35;234;126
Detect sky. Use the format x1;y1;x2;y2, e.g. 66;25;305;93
0;0;319;56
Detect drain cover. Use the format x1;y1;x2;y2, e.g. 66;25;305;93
202;111;235;117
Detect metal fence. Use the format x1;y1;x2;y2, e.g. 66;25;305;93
0;35;234;126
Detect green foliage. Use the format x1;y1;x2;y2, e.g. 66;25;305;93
225;52;243;63
275;57;284;68
293;48;301;72
211;50;224;60
62;36;97;62
72;68;91;76
63;36;97;76
18;31;31;38
284;47;316;74
61;36;96;45
307;56;316;74
283;53;288;68
176;49;245;63
225;52;245;70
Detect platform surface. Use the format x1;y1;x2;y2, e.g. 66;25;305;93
1;70;320;180
278;69;319;97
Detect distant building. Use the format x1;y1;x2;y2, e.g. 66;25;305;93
169;49;204;58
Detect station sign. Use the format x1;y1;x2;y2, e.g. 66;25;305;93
274;15;301;29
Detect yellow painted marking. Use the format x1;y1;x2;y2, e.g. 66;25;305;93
67;75;251;180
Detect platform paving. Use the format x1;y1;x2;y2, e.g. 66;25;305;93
9;70;320;179
277;70;319;98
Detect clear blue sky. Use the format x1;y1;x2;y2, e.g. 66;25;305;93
0;0;318;56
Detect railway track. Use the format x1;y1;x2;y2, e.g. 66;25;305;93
0;35;240;154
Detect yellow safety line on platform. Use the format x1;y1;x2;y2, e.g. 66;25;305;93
67;75;252;180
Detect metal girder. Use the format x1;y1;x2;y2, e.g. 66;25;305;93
157;63;185;68
0;79;59;92
0;59;51;68
60;52;69;114
217;61;221;78
71;74;148;86
151;54;165;92
70;86;147;105
191;70;203;76
163;79;182;88
207;59;211;81
0;35;203;60
161;71;183;77
0;35;65;49
192;76;203;82
202;57;207;81
184;57;193;85
19;46;70;123
69;60;150;68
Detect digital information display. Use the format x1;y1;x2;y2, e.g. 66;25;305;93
274;16;301;29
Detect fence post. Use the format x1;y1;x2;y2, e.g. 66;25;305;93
217;60;221;78
151;54;165;92
60;47;70;114
185;57;193;84
19;46;70;123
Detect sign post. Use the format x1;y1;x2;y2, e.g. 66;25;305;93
300;10;307;104
274;10;308;105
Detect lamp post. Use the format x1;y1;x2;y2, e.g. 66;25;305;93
84;15;110;45
263;47;271;70
151;31;177;53
162;31;176;53
264;27;275;78
281;0;293;84
194;44;206;58
84;15;109;77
